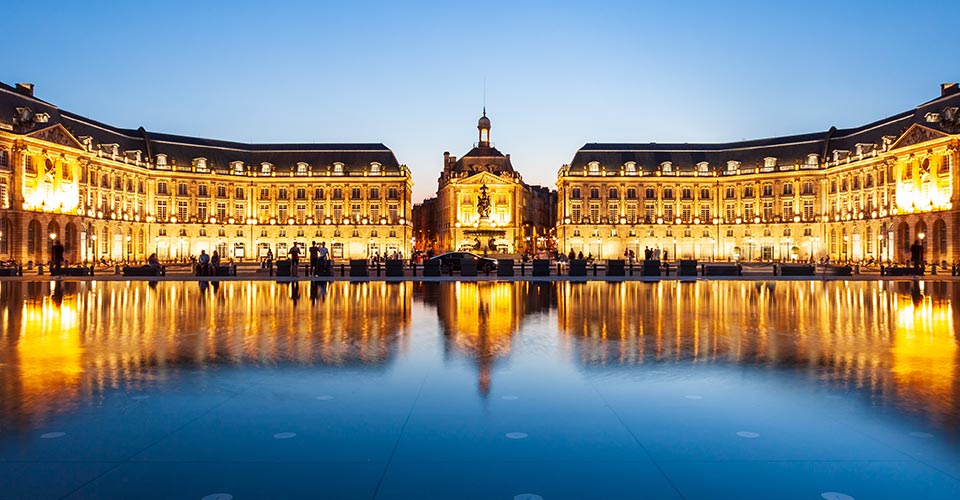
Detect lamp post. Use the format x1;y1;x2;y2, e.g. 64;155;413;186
918;232;926;265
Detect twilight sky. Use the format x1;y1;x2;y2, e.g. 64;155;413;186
3;0;957;202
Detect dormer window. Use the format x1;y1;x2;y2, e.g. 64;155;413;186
194;157;208;171
103;144;119;159
260;162;272;175
763;157;777;169
832;150;850;162
726;160;740;171
296;162;309;175
232;161;244;174
126;150;142;163
624;162;637;176
333;162;344;175
369;162;381;176
155;154;168;169
79;136;94;152
805;154;819;168
587;161;600;175
697;162;710;174
661;162;673;174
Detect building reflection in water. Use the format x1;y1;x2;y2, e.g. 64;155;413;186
557;280;959;429
415;281;555;396
0;280;410;427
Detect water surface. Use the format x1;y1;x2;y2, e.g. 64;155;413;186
1;280;958;499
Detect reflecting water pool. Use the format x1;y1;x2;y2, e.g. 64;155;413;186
1;279;959;499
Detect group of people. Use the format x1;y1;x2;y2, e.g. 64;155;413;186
195;249;222;276
284;241;331;277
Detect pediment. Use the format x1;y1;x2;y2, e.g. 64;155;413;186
26;124;85;150
890;123;948;151
458;171;512;186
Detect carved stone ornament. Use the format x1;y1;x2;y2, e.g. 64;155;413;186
891;124;948;150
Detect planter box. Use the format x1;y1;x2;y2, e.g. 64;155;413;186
497;259;514;277
678;259;698;277
704;264;741;276
779;264;815;276
385;259;404;277
532;259;551;276
568;259;587;277
606;259;625;277
423;260;442;277
349;259;369;277
460;258;478;277
642;260;662;277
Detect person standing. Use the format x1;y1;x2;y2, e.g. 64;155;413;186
288;243;301;277
51;238;65;276
211;250;221;276
910;239;924;275
318;241;329;275
309;241;320;277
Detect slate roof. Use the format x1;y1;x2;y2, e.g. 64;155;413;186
570;87;960;173
0;81;403;174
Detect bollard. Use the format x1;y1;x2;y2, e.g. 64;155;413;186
412;262;417;277
880;265;885;276
629;261;633;276
376;261;381;277
38;264;44;276
340;263;345;277
931;264;937;275
520;261;525;277
18;265;24;277
593;263;598;276
556;263;561;276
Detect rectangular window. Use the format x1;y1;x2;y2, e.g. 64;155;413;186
351;203;361;219
388;204;398;221
259;203;270;218
782;201;794;220
0;179;7;209
178;183;188;196
296;187;306;200
216;202;227;221
177;201;188;221
260;187;270;200
351;188;361;200
663;204;674;220
644;203;655;222
234;203;245;220
157;181;168;195
278;204;288;221
700;204;711;221
333;204;343;220
297;203;306;220
314;204;324;220
197;201;208;221
589;203;600;222
762;201;774;220
803;200;814;220
681;204;692;222
744;202;754;220
725;203;736;222
608;203;618;222
571;203;581;221
235;187;245;199
370;204;380;221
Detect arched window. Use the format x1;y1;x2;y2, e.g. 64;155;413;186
624;162;637;175
333;162;345;175
661;162;673;174
697;162;710;173
0;218;11;254
261;163;272;175
296;162;309;175
934;219;947;259
370;162;381;176
155;154;168;168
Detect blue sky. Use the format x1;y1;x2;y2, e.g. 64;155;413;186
3;0;956;201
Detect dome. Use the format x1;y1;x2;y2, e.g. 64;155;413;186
478;114;491;129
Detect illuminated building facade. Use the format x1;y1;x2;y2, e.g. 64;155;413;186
0;82;413;265
433;112;553;255
557;83;960;264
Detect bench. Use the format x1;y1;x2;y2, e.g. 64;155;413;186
532;259;551;277
678;259;698;277
54;266;92;277
122;266;165;277
779;264;815;276
704;264;742;276
642;260;662;277
497;259;514;277
606;259;625;277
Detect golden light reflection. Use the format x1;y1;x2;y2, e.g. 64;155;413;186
0;280;410;427
557;280;960;426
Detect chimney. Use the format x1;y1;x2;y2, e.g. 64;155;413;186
942;83;959;97
15;83;35;97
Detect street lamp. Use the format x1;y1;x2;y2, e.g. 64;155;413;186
918;232;926;265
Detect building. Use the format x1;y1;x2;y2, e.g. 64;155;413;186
0;82;413;265
433;111;555;255
557;83;960;265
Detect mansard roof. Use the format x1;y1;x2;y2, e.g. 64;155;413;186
0;81;403;174
570;86;960;173
451;146;515;175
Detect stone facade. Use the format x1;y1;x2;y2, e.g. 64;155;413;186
0;82;413;265
557;84;960;266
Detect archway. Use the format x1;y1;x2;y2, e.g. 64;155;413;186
915;220;928;263
47;221;61;254
65;222;78;262
0;218;12;256
27;220;42;261
897;222;910;260
933;219;947;264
